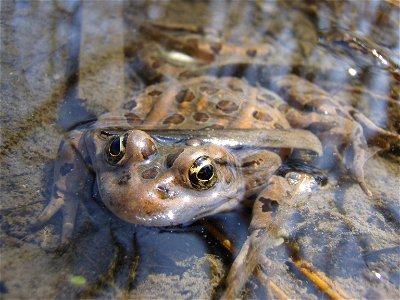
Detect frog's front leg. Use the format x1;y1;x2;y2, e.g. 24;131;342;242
222;173;318;299
36;130;93;245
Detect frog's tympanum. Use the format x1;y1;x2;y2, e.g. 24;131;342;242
38;22;399;298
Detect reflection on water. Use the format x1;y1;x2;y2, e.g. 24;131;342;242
1;0;399;299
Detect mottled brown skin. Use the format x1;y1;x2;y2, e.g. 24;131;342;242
37;77;320;245
121;76;290;130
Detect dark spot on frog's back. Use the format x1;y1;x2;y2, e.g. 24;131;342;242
148;89;162;96
193;112;209;122
125;112;142;126
259;197;279;213
141;167;159;179
175;88;196;103
163;114;185;125
216;100;239;113
252;110;273;122
60;163;74;176
118;173;131;185
246;49;257;57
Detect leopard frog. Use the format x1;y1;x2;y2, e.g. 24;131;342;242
37;76;323;244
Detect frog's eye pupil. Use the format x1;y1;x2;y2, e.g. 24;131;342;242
105;133;128;165
189;156;217;190
109;137;121;156
197;164;214;181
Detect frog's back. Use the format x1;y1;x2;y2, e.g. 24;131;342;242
95;76;290;131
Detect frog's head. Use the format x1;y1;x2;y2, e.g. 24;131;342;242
88;129;245;226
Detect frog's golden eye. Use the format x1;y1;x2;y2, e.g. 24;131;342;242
105;133;128;165
188;156;217;190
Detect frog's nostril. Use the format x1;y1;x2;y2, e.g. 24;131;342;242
156;184;167;193
156;184;173;199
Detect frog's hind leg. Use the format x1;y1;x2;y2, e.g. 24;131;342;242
286;107;400;196
273;75;400;196
35;131;92;245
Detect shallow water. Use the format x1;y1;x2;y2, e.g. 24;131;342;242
1;0;399;299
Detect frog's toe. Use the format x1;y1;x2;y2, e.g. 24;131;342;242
351;161;372;197
60;197;79;244
36;197;64;225
35;192;79;245
351;110;400;145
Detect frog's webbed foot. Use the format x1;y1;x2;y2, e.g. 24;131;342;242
34;131;92;246
222;174;318;299
273;75;400;196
